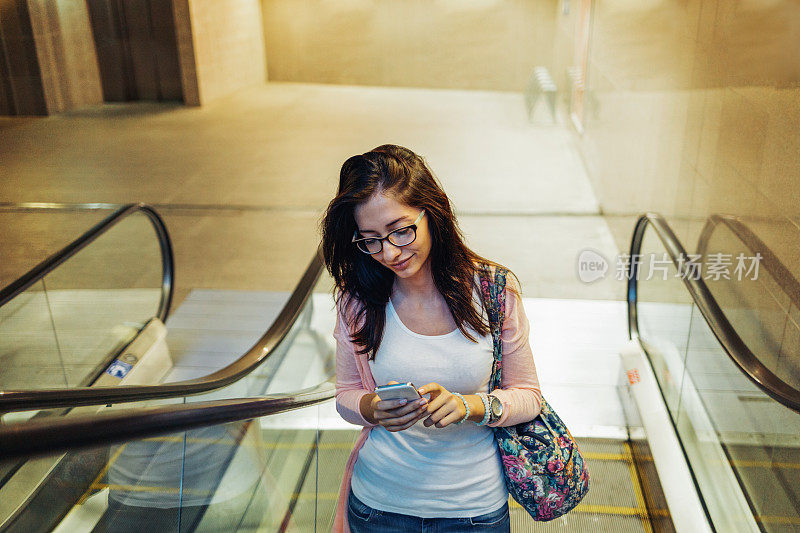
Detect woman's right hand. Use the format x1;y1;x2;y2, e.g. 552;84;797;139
362;385;428;432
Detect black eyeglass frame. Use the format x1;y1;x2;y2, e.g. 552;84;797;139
352;210;425;255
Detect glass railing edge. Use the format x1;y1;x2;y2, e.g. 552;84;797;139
0;202;174;320
628;213;800;413
0;247;323;412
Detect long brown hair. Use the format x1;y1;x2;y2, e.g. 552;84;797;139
321;144;517;359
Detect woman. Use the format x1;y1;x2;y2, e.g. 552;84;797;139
321;144;542;532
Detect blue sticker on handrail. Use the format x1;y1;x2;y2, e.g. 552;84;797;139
106;359;133;379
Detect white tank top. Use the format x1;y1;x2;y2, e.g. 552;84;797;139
350;299;508;517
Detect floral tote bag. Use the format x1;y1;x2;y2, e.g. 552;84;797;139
478;264;590;521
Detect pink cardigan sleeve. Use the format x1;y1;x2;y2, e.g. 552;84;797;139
486;280;542;427
333;307;378;428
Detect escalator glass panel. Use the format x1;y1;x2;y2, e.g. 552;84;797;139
636;219;800;531
0;210;164;396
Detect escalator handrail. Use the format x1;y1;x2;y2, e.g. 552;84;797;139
0;247;324;412
627;213;800;413
0;379;336;460
697;213;800;310
0;202;174;321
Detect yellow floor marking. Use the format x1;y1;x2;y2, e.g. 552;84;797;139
623;441;654;532
147;438;651;461
142;436;354;451
91;482;213;497
81;437;800;526
144;436;239;445
75;443;128;505
572;504;649;518
582;451;632;461
147;438;800;469
80;485;800;525
756;515;800;525
732;460;800;470
581;451;656;462
297;492;671;518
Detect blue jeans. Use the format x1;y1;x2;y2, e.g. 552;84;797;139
347;490;511;533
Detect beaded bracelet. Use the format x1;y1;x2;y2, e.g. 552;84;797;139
452;392;469;424
476;392;491;426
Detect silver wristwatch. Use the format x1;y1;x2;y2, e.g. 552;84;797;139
487;394;503;423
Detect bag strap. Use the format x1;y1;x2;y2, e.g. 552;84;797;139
478;263;507;393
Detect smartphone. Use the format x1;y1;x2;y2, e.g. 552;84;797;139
374;382;422;402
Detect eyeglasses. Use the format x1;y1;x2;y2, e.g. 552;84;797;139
352;210;425;254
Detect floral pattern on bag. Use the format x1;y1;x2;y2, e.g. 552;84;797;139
478;263;590;522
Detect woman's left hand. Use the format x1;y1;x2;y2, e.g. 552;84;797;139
417;382;466;428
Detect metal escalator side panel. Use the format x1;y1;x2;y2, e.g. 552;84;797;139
621;339;753;532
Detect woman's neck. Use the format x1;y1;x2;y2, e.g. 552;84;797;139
392;258;438;301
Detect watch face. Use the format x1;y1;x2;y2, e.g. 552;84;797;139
490;396;503;418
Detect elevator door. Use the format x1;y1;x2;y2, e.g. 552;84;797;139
86;0;182;102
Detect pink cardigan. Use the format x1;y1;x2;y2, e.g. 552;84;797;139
331;280;542;532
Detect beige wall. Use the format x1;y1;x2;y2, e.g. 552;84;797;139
555;0;799;231
261;0;558;91
186;0;266;104
553;0;800;385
